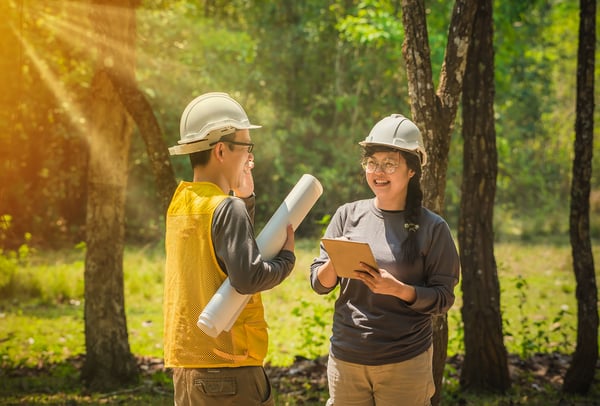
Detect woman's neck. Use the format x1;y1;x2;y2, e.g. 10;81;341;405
374;196;406;211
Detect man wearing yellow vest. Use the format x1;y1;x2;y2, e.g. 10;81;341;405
164;92;295;405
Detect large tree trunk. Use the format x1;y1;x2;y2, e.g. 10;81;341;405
82;0;139;390
563;0;598;395
109;74;177;213
459;0;511;392
400;1;477;404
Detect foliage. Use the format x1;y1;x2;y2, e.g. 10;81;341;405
290;293;336;360
0;215;33;293
488;0;586;239
505;274;574;358
0;1;92;248
336;0;404;47
0;1;598;250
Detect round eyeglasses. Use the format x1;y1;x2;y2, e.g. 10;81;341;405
361;158;400;174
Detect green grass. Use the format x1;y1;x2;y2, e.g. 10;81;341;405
446;241;590;359
0;238;599;405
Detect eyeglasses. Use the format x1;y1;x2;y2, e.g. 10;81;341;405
211;139;254;153
225;140;254;153
361;158;400;174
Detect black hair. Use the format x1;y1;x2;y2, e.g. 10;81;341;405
361;145;423;264
189;149;211;168
400;151;423;264
189;133;236;169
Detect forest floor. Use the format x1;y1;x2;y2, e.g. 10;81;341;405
2;352;599;405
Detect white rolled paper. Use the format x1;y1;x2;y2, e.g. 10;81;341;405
197;174;323;337
255;174;324;258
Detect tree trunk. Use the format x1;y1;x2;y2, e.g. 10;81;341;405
400;1;477;404
459;0;511;393
563;0;598;395
109;74;177;213
82;0;139;390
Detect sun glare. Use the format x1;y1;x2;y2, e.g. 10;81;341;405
10;0;150;175
12;21;89;138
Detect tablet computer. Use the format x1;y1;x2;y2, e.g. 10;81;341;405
321;238;379;279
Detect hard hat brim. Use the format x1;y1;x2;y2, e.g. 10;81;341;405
169;141;212;155
169;124;262;156
358;141;427;166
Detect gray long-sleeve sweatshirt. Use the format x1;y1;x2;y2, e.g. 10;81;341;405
310;198;460;365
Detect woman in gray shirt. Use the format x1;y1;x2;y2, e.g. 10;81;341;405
310;114;460;406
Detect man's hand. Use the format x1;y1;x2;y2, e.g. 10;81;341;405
233;158;255;198
282;223;295;253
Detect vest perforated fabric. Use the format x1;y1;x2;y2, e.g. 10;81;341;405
163;181;268;368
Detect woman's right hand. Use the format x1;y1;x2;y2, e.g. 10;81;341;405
317;259;339;289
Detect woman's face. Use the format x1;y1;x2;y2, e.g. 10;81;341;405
363;151;415;210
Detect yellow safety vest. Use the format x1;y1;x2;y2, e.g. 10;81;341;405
163;181;268;368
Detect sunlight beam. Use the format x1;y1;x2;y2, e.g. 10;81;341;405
12;21;89;143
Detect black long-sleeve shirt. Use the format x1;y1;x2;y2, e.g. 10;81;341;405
213;195;295;295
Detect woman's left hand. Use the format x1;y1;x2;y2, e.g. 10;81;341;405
355;262;416;303
354;263;397;295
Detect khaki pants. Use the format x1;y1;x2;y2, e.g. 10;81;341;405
172;366;274;406
326;346;435;406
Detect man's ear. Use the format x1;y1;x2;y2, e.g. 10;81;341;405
214;143;225;161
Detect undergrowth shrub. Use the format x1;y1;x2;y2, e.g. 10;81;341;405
502;274;575;358
0;214;33;294
291;289;336;360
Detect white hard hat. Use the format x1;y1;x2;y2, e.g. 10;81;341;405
169;92;261;155
359;114;427;166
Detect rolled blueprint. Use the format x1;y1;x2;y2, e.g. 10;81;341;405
197;174;323;337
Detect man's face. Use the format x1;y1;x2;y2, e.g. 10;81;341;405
221;129;254;192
